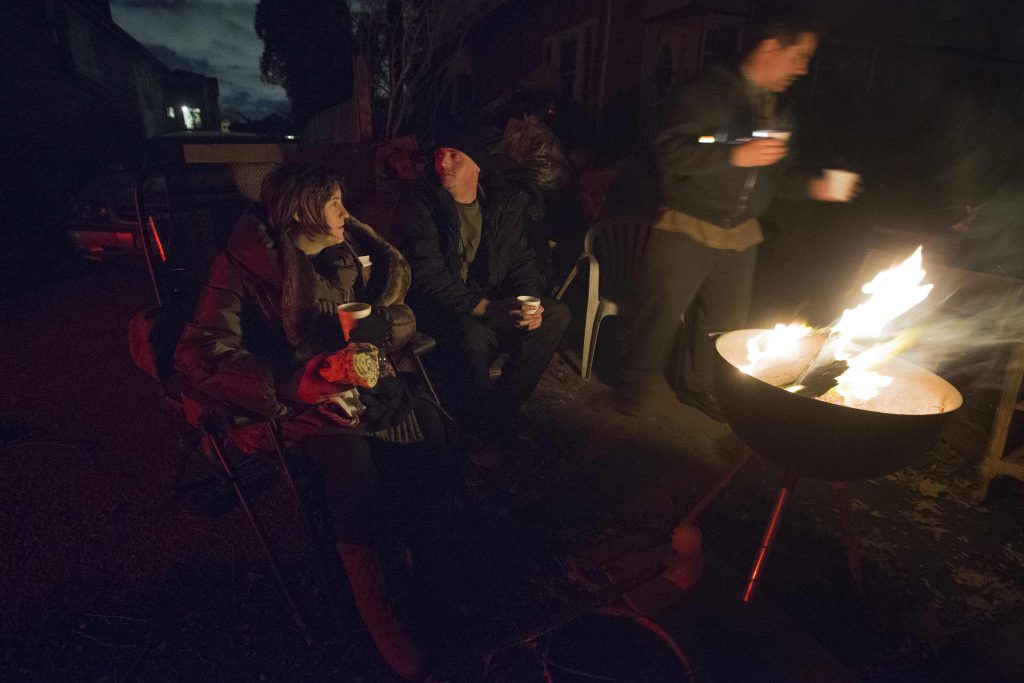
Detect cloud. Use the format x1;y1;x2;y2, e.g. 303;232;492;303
111;0;289;119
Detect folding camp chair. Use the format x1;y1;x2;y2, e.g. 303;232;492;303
129;142;443;644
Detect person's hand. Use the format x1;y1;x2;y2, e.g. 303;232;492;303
808;175;862;202
347;312;389;346
295;352;350;404
730;138;788;167
471;297;491;317
521;301;543;331
485;296;542;330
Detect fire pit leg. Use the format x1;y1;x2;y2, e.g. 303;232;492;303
680;447;755;527
743;472;798;603
830;482;864;588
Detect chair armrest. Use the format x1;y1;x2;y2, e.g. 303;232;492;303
407;332;436;357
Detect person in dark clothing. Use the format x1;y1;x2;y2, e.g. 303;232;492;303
621;11;853;421
175;163;455;681
397;122;570;460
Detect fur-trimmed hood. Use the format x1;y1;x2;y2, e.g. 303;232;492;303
225;206;411;355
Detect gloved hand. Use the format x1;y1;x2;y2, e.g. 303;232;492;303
347;311;390;347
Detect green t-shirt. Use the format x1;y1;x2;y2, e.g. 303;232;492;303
455;199;482;282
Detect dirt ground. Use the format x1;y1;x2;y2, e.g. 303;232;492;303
2;228;1024;681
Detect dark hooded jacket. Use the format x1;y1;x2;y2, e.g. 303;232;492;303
655;62;813;228
396;167;546;320
174;206;414;418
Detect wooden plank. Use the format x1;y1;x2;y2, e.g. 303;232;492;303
854;250;1024;501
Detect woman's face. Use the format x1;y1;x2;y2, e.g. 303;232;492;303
292;188;350;255
322;188;350;242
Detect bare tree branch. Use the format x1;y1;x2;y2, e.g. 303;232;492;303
353;0;490;141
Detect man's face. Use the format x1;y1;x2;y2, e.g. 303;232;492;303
760;32;818;92
434;147;479;196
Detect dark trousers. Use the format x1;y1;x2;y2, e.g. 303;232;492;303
622;229;758;396
424;297;570;438
300;398;451;546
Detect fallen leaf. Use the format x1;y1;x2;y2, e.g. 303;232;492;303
900;510;943;527
1002;543;1024;569
964;595;995;612
952;567;993;588
915;479;949;498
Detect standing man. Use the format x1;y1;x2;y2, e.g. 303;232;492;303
398;121;570;459
621;11;852;421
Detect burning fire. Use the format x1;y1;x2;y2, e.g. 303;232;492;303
739;323;814;375
742;247;934;404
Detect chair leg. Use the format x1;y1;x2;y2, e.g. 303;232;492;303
581;303;606;381
585;311;609;381
204;429;314;646
265;420;307;517
554;263;579;301
411;353;453;422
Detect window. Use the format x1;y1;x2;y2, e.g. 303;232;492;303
543;19;598;105
181;106;202;130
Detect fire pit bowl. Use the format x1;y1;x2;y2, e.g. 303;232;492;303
714;329;963;481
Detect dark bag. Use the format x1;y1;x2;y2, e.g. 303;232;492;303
357;375;416;431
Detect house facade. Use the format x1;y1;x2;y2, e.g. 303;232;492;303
1;0;222;281
459;0;1022;163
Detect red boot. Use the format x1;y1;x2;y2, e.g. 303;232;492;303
337;542;425;681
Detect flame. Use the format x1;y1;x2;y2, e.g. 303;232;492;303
739;323;813;375
743;248;933;404
829;249;931;401
831;247;931;359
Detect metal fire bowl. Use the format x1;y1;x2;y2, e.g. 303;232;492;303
714;329;963;481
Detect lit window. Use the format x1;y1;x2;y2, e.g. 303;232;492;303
180;106;202;130
167;107;175;118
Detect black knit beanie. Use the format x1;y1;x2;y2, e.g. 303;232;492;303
434;121;490;170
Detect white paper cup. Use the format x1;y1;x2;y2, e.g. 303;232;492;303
824;169;859;201
517;295;541;315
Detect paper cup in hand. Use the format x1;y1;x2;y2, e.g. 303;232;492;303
752;129;791;142
337;302;372;342
517;295;541;315
824;169;859;201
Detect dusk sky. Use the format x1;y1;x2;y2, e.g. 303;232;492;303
110;0;290;121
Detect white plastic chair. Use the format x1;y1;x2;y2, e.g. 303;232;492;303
580;216;653;380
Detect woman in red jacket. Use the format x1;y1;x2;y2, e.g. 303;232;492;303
175;163;452;681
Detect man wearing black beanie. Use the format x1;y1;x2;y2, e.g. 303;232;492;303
397;121;570;463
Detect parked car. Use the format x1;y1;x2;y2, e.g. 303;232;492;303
64;132;271;262
64;169;142;262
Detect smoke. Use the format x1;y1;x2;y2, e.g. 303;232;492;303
835;270;1024;391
